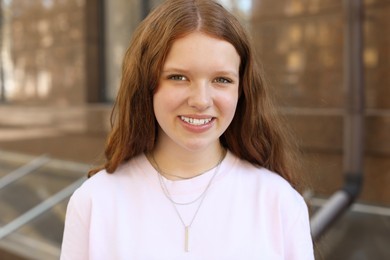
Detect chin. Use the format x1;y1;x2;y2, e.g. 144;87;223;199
179;139;218;152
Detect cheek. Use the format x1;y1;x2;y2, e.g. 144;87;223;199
153;99;167;133
216;92;239;121
153;89;180;122
152;93;165;124
153;90;170;111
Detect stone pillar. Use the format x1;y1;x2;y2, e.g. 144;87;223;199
104;0;141;101
85;0;105;103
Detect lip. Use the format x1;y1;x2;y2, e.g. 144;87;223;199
180;114;214;119
178;115;215;133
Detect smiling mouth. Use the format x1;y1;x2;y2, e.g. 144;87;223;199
180;116;213;126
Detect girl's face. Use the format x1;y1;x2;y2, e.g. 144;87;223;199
153;32;240;153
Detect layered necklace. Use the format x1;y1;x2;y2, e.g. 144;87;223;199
150;150;226;252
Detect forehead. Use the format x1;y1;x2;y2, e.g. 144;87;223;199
163;32;240;71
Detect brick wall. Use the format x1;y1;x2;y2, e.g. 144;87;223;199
251;0;390;205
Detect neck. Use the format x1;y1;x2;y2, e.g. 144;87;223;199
150;144;225;180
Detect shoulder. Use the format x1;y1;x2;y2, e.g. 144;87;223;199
70;154;146;203
231;154;293;190
242;161;309;227
230;153;306;209
234;156;310;230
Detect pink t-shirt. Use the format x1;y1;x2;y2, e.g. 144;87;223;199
61;151;314;259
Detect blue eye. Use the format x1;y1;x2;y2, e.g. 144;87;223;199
168;75;187;81
214;77;232;84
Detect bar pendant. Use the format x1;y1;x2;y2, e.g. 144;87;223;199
185;226;190;252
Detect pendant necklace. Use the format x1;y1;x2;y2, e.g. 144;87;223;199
150;151;225;252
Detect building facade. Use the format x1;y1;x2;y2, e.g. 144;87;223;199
0;0;389;205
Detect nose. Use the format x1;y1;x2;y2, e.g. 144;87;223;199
187;81;213;110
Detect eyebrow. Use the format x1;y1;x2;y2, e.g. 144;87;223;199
162;67;239;78
161;68;188;74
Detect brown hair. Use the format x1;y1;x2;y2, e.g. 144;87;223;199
90;0;301;189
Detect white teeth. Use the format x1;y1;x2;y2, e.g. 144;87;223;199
180;116;212;125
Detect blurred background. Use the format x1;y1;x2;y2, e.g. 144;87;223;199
0;0;389;259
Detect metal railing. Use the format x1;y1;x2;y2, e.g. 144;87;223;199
0;152;87;258
0;176;85;240
0;155;51;189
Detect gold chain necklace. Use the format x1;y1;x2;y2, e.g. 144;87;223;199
156;165;217;180
150;151;225;252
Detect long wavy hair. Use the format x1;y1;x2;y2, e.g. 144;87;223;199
90;0;301;189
